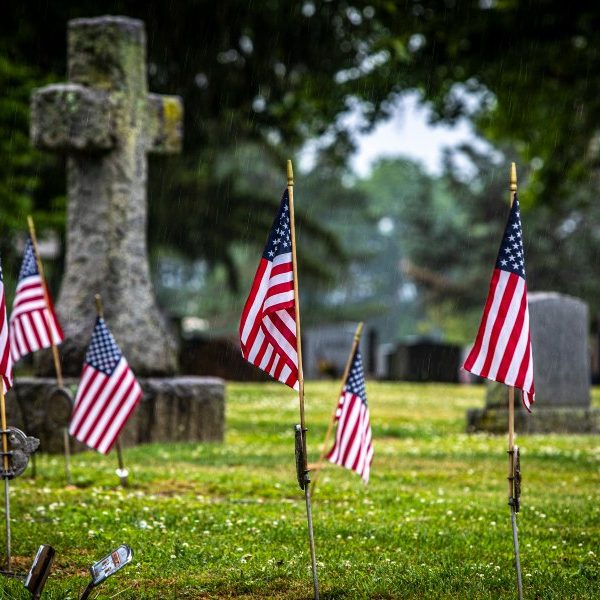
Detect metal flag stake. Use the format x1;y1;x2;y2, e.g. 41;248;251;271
80;544;133;600
0;425;40;573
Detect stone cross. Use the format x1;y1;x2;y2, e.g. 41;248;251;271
30;16;182;376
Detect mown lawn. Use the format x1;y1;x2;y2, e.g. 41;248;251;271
0;382;599;599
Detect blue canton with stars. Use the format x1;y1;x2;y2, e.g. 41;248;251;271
85;317;123;376
495;195;526;279
262;190;293;261
345;348;367;405
18;238;39;281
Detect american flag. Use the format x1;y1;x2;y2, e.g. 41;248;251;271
0;258;13;394
69;317;142;454
327;348;373;483
463;195;535;410
239;190;299;389
9;238;63;363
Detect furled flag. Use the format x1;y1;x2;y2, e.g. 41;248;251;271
0;257;13;394
327;347;373;483
9;238;63;363
69;317;142;454
463;195;535;410
239;190;299;389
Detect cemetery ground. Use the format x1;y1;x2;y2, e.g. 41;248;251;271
1;383;599;599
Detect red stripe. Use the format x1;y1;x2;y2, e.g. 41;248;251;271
478;273;519;379
495;289;527;382
270;261;293;277
463;269;501;372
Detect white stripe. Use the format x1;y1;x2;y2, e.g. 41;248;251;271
486;277;525;379
240;264;271;343
268;271;293;287
263;290;295;311
470;270;511;374
272;252;292;268
279;363;292;383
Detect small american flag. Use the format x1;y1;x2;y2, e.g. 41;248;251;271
463;195;535;410
239;190;299;389
327;348;373;483
9;238;63;362
69;317;142;454
0;258;13;393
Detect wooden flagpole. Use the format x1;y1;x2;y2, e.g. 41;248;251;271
287;159;319;600
310;322;363;496
94;294;129;488
27;216;72;485
0;384;11;571
507;163;523;600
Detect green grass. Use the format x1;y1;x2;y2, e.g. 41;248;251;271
0;382;599;599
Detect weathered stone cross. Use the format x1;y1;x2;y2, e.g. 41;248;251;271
31;16;182;376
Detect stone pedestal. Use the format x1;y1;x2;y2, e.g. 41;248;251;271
7;377;225;453
467;292;598;433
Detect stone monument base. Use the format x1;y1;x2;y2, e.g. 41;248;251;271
467;406;600;434
6;376;225;453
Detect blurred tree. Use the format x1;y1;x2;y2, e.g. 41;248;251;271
4;0;600;323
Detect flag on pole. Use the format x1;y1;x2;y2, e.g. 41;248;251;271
0;258;13;394
9;238;63;363
239;190;299;390
69;317;142;454
327;347;373;483
463;195;535;410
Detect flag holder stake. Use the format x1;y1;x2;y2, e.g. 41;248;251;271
95;295;129;488
27;217;72;486
288;159;319;600
310;322;363;497
507;164;523;600
0;386;11;572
